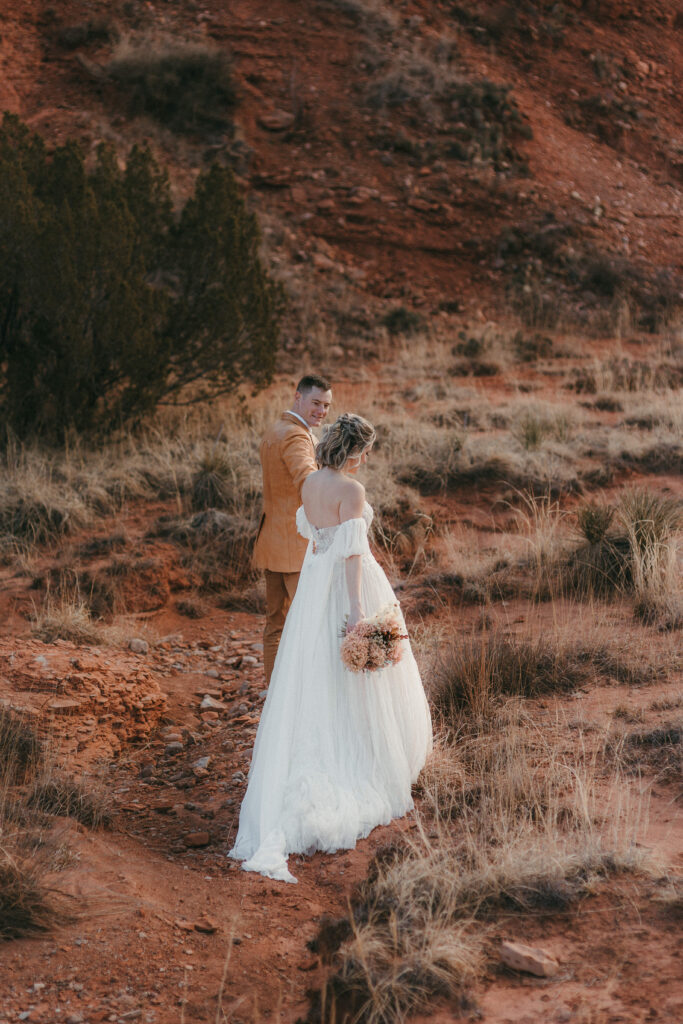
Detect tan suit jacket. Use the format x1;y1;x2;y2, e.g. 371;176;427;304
252;412;317;573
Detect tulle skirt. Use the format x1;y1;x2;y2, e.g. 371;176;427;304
228;547;432;883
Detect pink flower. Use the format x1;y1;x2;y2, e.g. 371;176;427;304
340;604;408;675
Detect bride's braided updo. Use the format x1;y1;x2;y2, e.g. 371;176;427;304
316;413;376;470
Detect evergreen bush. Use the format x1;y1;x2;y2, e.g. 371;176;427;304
0;115;280;439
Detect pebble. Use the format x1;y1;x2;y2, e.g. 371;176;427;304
129;638;149;655
164;742;184;756
192;756;211;771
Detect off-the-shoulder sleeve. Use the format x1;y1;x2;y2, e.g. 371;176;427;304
296;506;313;540
334;517;370;558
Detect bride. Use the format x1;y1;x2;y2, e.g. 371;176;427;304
228;413;432;883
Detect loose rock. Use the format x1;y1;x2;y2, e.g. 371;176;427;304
258;109;295;131
500;940;559;977
185;831;211;847
129;638;149;655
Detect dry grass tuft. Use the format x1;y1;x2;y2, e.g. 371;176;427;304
190;451;236;511
0;849;63;940
429;630;652;725
619;721;682;785
307;709;647;1023
618;489;682;628
27;774;112;829
0;709;43;784
31;589;104;646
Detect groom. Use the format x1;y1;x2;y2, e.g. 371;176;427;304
253;374;332;684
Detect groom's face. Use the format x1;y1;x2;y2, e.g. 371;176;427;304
295;387;332;428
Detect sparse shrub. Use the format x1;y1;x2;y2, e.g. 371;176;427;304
57;19;116;49
453;336;484;358
430;631;651;724
27;775;112;828
0;709;43;783
317;0;397;34
564;490;681;607
617;490;681;556
576;502;615;545
512;410;569;450
398;433;464;494
382;306;423;337
190;451;234;511
633;592;682;632
570;358;682;394
565;533;631;598
176;596;208;618
513;411;551;450
618;490;681;624
106;36;237;133
365;41;531;169
0;115;280;439
621;723;682;781
164;508;260;599
512;330;553;362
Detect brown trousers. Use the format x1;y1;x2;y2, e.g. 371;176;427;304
263;569;300;685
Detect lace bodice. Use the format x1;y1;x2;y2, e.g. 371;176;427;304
296;503;374;556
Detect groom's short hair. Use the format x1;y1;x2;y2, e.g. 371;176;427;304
296;374;331;394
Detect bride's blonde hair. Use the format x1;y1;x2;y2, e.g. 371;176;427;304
316;413;376;470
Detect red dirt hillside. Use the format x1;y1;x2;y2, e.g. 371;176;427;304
0;0;680;310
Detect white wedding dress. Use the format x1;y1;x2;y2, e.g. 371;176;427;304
228;502;433;883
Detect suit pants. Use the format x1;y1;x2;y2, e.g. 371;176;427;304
263;569;300;685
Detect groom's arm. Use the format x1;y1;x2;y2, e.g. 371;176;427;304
281;431;317;494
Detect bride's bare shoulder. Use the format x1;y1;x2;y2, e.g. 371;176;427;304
339;477;365;521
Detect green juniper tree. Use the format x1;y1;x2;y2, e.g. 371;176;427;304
0;115;280;439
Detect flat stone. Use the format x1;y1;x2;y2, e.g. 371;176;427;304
258;108;295;131
194;915;219;934
500;940;559;978
184;831;210;848
200;695;226;711
47;699;81;713
152;798;175;813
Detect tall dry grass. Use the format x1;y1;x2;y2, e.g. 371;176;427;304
311;702;649;1023
0;707;110;939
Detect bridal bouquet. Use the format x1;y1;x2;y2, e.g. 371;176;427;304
341;603;408;674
